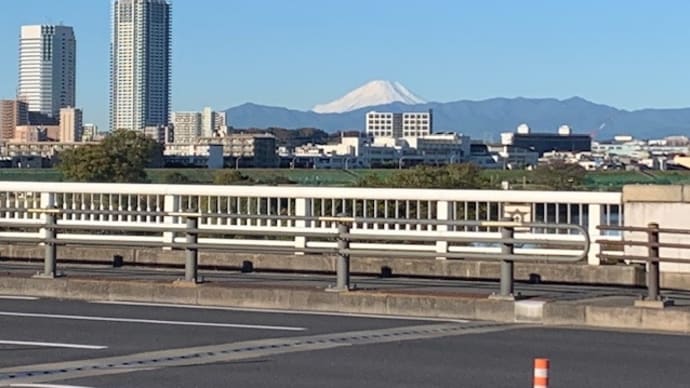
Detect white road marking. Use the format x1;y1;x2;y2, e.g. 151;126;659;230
0;311;305;331
0;296;39;301
92;300;469;323
0;340;106;350
10;384;94;388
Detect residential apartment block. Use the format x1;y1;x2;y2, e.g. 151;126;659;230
171;107;228;143
170;111;202;143
0;100;29;141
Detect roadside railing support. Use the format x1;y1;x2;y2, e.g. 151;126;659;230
498;220;515;299
646;222;660;301
598;222;675;308
185;215;200;283
43;208;57;278
332;219;351;291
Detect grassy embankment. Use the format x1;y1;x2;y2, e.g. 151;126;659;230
1;168;690;190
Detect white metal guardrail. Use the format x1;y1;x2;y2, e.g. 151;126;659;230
0;182;622;265
0;210;589;298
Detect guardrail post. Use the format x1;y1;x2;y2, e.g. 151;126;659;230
185;216;199;283
498;221;515;299
294;198;311;255
435;200;451;260
331;219;351;292
39;192;55;243
163;194;179;250
587;204;602;265
42;208;57;278
647;222;660;301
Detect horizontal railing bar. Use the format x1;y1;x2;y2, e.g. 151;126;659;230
45;224;339;238
0;236;335;254
0;228;588;247
1;208;588;229
0;222;45;229
598;225;690;235
598;240;690;250
343;249;584;262
347;234;587;246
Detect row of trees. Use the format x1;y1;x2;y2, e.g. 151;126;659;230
57;130;292;186
357;161;585;191
58;129;161;183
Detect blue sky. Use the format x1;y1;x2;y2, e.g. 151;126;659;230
0;0;689;130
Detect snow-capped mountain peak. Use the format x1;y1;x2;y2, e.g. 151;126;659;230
312;80;426;114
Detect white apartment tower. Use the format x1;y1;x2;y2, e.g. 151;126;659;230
111;0;171;131
201;107;227;137
18;25;76;118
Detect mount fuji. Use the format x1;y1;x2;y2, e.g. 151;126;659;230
312;80;426;114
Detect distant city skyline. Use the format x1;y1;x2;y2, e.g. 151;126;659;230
1;0;690;131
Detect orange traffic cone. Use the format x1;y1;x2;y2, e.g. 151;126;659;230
533;358;549;388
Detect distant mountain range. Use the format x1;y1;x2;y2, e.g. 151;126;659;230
225;81;690;140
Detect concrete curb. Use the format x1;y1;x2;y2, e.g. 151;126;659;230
1;276;688;334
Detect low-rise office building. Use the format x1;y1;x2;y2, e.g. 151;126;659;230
0;141;93;159
487;144;539;169
164;133;278;168
501;124;591;157
408;133;471;163
366;110;432;141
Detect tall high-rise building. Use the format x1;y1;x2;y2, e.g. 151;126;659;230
201;107;213;138
111;0;171;131
18;25;76;118
59;107;83;142
0;100;29;141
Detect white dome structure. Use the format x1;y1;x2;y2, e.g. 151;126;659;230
516;123;530;134
558;125;572;136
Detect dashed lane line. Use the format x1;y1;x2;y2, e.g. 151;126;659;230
10;384;94;388
0;297;39;301
0;311;305;332
0;341;106;351
91;300;469;323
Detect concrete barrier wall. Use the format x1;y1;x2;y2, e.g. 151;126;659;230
4;243;682;288
1;276;689;334
623;185;690;273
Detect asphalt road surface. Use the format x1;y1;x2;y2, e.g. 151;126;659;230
0;297;688;387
